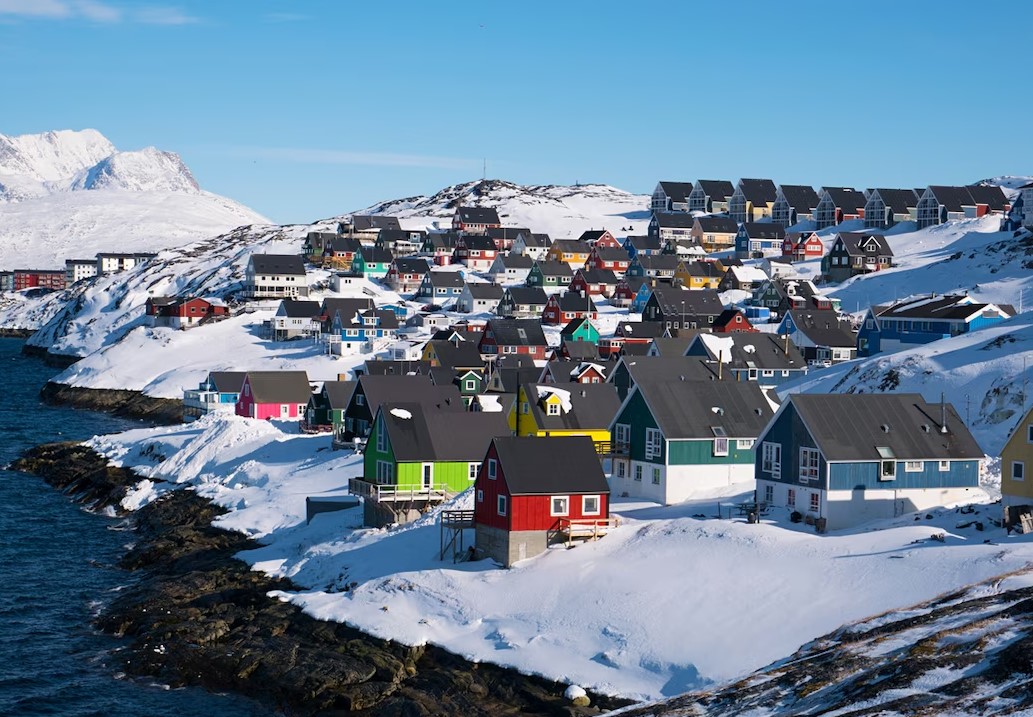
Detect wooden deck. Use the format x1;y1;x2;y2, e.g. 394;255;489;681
552;517;621;548
348;477;454;504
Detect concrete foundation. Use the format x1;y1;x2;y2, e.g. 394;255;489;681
475;524;549;567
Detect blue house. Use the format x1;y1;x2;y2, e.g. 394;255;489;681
857;294;1014;357
331;308;400;354
624;234;664;260
684;333;807;388
415;271;466;302
755;393;984;531
183;371;246;421
630;281;653;314
734;222;786;259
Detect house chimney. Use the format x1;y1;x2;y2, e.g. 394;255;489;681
940;392;948;433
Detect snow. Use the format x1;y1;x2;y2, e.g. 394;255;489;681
389;408;412;420
477;395;504;412
699;333;735;363
84;412;1033;703
536;385;572;413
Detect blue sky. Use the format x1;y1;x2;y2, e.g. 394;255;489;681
1;0;1029;224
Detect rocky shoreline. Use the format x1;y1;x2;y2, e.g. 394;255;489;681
40;381;184;424
13;442;633;716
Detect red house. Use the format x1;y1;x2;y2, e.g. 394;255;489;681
712;308;758;334
474;436;612;567
597;320;665;358
235;370;312;420
14;269;66;291
569;268;619;298
147;296;229;329
453;234;499;272
478;318;549;360
610;279;636;308
452;206;502;234
578;229;622;249
782;232;825;262
585;245;631;276
541;292;598;325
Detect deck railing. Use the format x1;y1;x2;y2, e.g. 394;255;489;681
552;517;621;548
348;477;454;503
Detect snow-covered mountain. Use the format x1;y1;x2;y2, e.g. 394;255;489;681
355;178;651;238
0;128;269;268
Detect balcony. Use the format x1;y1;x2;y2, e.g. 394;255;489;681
348;477;455;503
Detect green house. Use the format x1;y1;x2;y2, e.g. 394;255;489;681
355;402;510;525
609;378;775;505
352;247;393;279
526;260;573;289
560;317;600;345
305;380;355;435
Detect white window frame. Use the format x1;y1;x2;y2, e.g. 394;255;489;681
645;428;663;460
497;494;508;516
547;402;560;416
617;461;626;478
809;492;820;513
376;414;386;452
737;438;754;449
1027;424;1033;443
939;460;950;472
713;437;729;457
762;442;781;477
1013;461;1025;482
634;465;643;482
880;460;896;481
550;496;569;516
800;447;819;482
652;467;661;485
763;484;774;504
582;495;600;515
487;458;497;480
905;460;924;472
468;462;480;480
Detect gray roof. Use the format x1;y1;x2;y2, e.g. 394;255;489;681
561;339;600;360
787;309;856;348
497;253;535;269
696;216;740;233
533;260;574;277
521;382;621;432
618;355;721;386
577;268;620;285
737;178;778;205
250;254;306;276
516;232;552;248
486;318;548;346
350;215;401;231
634;379;776;440
487;227;530;240
425;271;466;288
456;206;501;224
502;286;548;306
459;235;497;251
550;239;592;254
323;380;356;409
278;299;321;318
650;335;699;357
776;185;820;212
492;436;610;496
686;333;806;371
627;235;664;250
359;246;394;264
465;283;504;300
740;222;787;240
424;232;459;249
553;292;598;313
380;403;510;462
875;295;1011;321
207;371;247;393
244;371;312;404
616;321;666;339
650;287;724;318
360;360;432;377
590;247;631;262
652;213;695;228
357;374;463;415
926;185;978;213
789;393;983;461
695;180;735;201
635;255;681;272
965;184;1008;211
426;339;485;371
835;232;893;258
658;181;695;203
820;187;866;213
378;228;425;243
392;257;431;275
869;188;919;211
320;297;374;324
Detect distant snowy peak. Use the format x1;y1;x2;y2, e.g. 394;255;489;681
355;178;651;238
70;147;200;193
0;128;200;200
979;175;1033;199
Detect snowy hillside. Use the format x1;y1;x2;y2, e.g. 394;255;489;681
0;128;269;268
355;178;651;238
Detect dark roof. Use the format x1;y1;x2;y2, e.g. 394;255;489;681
634;379;776;439
737;178;778;204
695;216;740;233
522;382;621;432
560;317;595;337
503;286;548;305
658;181;695;203
350;215;401;231
359;246;394;264
787;309;855;348
244;371;312;404
835;232;893;258
516;231;552;248
561;340;600;360
687;333;806;371
820;187;867;213
875;294;1010;321
278;299;321;318
327;236;363;253
776;185;820;212
425;271;466;288
789;393;983;461
320;297;374;323
460;235;497;251
323;380;356;409
534;260;574;277
926;185;978;213
965;184;1008;211
553;292;598;312
652;213;695;228
424;232;459;249
455;206;501;225
430;328;483;343
357;374;463;415
650;287;724;317
577;268;619;285
627;235;664;250
497;253;535;269
487;318;548;346
340;308;398;330
426;340;485;371
695;180;735;201
378;228;425;243
492;436;610;496
739;222;787;240
207;371;247;393
591;246;631;262
465;283;504;300
578;229;614;243
550;239;592;254
250;254;306;276
392;257;431;274
618;355;721;386
635;254;681;272
650;335;698;357
380;403;510;462
360;360;432;377
486;227;530;240
616;321;666;339
682;261;723;279
870;188;919;211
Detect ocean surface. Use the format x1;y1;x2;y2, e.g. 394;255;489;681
0;337;274;717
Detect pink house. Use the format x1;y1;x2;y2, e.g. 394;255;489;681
235;370;312;420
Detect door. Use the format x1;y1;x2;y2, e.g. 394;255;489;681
280;404;289;418
422;463;433;490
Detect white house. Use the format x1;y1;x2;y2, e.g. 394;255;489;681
245;254;309;300
456;282;504;313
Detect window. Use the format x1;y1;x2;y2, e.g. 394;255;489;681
375;460;394;484
617;462;626;478
547;402;560;416
905;460;924;472
497;494;507;516
355;393;365;406
376;414;386;452
468;463;480;480
652;468;661;485
762;443;781;477
737;439;754;450
477;489;483;502
800;448;819;481
521;402;529;414
583;495;600;515
488;459;497;479
464;379;476;392
1027;424;1033;443
881;460;896;481
809;492;820;513
550;496;569;516
764;484;773;504
939;460;950;472
1013;461;1025;481
713;438;729;457
645;428;663;459
787;488;796;507
634;465;643;481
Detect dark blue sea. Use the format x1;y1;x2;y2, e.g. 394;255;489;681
0;337;274;717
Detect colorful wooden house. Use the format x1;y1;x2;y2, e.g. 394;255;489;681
560;317;600;345
673;260;723;290
626;233;666;257
609;379;775;504
456;283;504;313
512;232;552;261
341;374;461;438
376;228;426;256
578;229;622;248
474;436;612;567
357;402;511;527
270;299;321;341
546;240;592;269
351;247;394;279
487;253;534;285
629;281;653;314
496;286;548;319
755;393;983;531
303;380;355;434
642;287;724;331
542;292;598;325
824;232;893;283
718;265;768;292
323;236;363;270
148;296;229;330
569;268;619;297
526;260;574;290
684;332;807;387
453;234;499;272
452;206;501;234
384;257;430;294
585;245;631;276
610;279;636;308
813;187;866;229
734;222;786;259
513;382;620;447
776;309;856;365
540;359;608;385
647;213;695;245
182;371;246;422
486;226;530;252
1000;405;1033;525
770;184;820;227
625;254;680;282
729;178;778;224
415;271;466;302
857;294;1014;358
916;185;1009;228
479;318;550;360
330;308;400;355
863;188;919;229
651;181;695;213
599;320;666;359
422;232;459;266
235;371;312;420
688;216;739;253
712;309;757;333
687;179;735;214
781;232;825;262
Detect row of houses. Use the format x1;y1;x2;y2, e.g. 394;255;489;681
651;179;1011;230
0;252;158;293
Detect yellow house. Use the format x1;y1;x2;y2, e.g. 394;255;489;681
1001;406;1033;523
690;217;739;253
673;260;723;290
511;382;620;448
546;240;592;269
